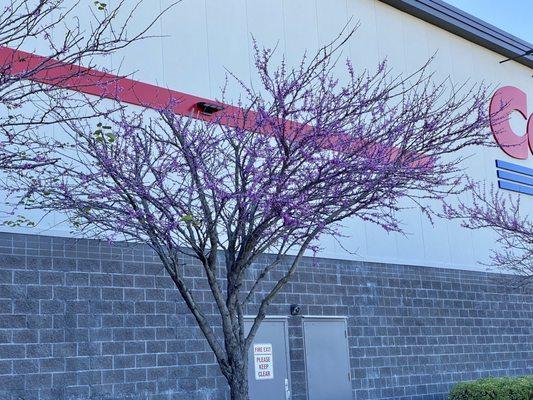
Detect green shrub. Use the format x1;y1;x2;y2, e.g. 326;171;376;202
449;376;533;400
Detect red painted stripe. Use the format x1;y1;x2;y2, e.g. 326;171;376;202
0;46;318;144
1;46;425;166
0;46;241;123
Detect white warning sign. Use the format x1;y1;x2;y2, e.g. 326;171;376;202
253;343;273;380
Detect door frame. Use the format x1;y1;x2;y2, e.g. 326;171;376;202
244;316;292;398
302;316;352;399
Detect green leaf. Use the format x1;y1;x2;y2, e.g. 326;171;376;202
94;1;107;10
180;214;194;223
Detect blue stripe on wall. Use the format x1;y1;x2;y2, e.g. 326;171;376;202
497;170;533;186
498;180;533;195
495;160;533;177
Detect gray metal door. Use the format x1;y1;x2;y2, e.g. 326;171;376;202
303;318;352;400
245;318;291;400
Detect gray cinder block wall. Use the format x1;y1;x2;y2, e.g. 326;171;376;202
0;232;531;400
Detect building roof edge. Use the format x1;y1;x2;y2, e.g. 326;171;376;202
377;0;533;70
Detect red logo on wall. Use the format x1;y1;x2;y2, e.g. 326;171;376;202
489;86;533;159
489;86;533;196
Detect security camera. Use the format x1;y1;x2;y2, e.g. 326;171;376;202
290;304;301;316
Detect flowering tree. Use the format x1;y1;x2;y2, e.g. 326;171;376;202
5;33;492;399
0;0;174;170
446;184;532;286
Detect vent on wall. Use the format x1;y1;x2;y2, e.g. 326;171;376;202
195;102;225;116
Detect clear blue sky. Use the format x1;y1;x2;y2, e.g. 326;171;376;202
445;0;533;44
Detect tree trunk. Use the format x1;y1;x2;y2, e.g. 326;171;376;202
229;376;249;400
227;351;249;400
